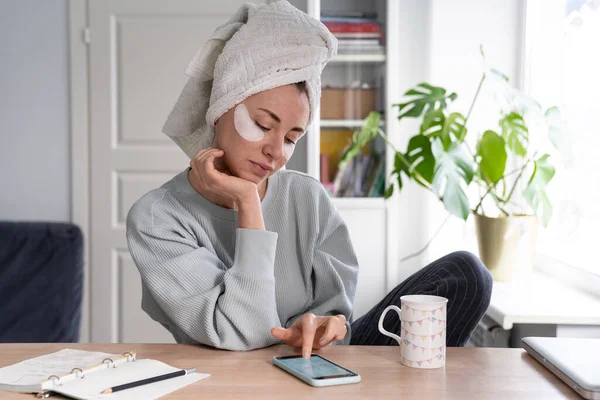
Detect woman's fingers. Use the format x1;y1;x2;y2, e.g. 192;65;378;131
201;149;223;169
204;151;225;177
316;315;347;347
318;318;339;347
301;314;317;359
190;149;227;186
271;327;291;341
192;148;221;165
271;314;350;358
334;315;347;341
335;323;348;342
191;148;213;164
271;327;302;346
190;149;215;176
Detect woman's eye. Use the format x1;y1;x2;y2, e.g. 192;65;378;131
255;122;269;131
285;137;296;145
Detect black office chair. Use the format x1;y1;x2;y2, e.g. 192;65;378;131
0;222;83;342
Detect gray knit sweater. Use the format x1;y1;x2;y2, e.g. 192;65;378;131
126;168;359;350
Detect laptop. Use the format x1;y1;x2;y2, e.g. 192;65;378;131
522;337;600;399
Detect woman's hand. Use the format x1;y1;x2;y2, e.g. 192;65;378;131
189;148;265;229
189;148;258;207
271;313;348;358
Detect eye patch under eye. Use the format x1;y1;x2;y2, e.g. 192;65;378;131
283;141;295;160
234;104;265;142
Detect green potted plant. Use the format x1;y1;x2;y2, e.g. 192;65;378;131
341;49;566;281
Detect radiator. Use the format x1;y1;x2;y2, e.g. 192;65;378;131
468;314;510;348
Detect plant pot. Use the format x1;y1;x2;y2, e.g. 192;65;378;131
474;213;538;282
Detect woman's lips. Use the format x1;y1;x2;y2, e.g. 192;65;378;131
250;161;271;176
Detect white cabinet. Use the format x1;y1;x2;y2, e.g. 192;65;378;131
335;200;388;318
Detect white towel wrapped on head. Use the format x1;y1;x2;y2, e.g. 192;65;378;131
162;0;338;159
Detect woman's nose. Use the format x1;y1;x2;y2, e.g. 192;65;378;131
263;133;285;160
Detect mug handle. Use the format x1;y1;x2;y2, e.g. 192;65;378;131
378;305;402;345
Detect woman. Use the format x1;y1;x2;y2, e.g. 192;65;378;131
127;0;492;359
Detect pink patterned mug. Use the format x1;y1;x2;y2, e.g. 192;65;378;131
378;295;448;369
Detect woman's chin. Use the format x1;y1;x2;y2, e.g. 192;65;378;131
237;170;266;185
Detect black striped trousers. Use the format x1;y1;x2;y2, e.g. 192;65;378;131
349;251;493;347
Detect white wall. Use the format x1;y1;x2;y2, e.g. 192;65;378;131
0;0;70;221
394;0;525;283
391;0;435;285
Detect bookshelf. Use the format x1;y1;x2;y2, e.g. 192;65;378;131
303;0;396;201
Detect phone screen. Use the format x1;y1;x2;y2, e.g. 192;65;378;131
275;355;357;379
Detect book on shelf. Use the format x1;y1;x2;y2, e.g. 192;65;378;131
322;13;384;51
320;153;331;184
337;48;385;55
319;153;333;196
337;38;384;52
333;32;382;39
331;157;351;197
321;10;378;20
367;156;386;197
338;43;385;50
323;22;382;34
331;153;385;198
337;38;381;46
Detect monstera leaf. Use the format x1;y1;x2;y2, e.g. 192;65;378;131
340;111;381;165
387;135;435;198
392;152;409;189
384;183;395;199
405;135;434;185
500;112;528;157
385;153;409;199
523;154;555;226
477;130;507;184
431;139;474;220
420;110;446;141
394;83;457;121
420;111;467;149
450;112;469;142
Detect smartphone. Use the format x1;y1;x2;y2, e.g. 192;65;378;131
272;354;361;387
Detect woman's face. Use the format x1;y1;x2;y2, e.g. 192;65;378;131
213;84;310;184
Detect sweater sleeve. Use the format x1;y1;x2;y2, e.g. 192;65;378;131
126;221;282;351
285;188;359;344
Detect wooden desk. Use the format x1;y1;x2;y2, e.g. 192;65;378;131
0;343;578;399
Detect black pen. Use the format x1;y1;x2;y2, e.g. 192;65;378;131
100;368;196;394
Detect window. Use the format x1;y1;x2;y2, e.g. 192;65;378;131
524;0;600;277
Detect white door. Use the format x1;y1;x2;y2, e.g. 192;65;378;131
88;0;255;343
